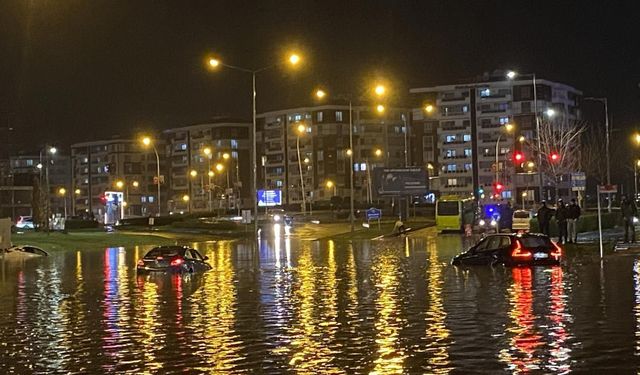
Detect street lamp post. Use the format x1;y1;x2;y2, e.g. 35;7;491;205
142;137;161;216
494;123;514;191
584;97;611;211
295;124;307;215
39;146;57;232
207;52;301;237
634;160;640;200
58;187;67;220
521;191;527;210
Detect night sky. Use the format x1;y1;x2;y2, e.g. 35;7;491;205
1;0;638;152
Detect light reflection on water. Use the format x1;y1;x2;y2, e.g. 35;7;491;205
1;231;640;373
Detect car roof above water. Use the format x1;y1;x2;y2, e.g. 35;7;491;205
144;246;188;258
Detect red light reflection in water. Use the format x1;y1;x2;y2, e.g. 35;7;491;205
500;266;571;374
500;267;543;373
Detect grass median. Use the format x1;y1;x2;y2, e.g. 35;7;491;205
11;230;175;252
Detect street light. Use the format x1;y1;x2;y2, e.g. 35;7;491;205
206;51;302;236
376;104;385;113
141;136;161;216
374;84;386;96
116;180;124;189
58;187;67;220
634;159;640;200
495;123;515;196
295;123;308;215
424;104;435;114
325;180;337;196
521;191;527;209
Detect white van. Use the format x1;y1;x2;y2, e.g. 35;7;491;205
512;210;533;231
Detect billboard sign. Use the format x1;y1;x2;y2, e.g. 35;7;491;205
366;208;382;220
257;189;282;207
372;167;428;196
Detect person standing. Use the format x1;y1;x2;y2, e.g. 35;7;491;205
621;195;638;243
567;198;581;243
537;201;553;236
556;199;568;244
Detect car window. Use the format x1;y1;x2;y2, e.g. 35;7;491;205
145;247;182;258
184;249;195;259
521;236;551;248
438;201;459;216
514;211;531;219
192;250;204;261
484;237;503;251
474;238;490;252
498;236;512;248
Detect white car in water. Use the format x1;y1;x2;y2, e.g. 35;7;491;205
512;210;534;232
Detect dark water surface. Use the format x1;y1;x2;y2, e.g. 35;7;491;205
1;229;639;373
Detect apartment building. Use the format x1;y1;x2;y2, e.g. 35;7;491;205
163;120;251;214
257;104;410;207
411;71;581;203
71;139;163;221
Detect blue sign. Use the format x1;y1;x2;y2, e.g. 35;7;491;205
571;172;586;191
257;189;282;207
366;208;382;220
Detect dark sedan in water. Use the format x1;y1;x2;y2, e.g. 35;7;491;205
137;246;212;274
452;233;562;266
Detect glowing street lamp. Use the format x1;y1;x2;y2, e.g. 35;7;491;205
215;163;224;172
182;195;190;202
326;180;336;196
74;188;81;195
545;108;556;117
116;180;124;189
141;136;161;215
206;51;303;235
374;84;386;96
495;123;515;189
208;170;215;177
315;89;326;99
376;104;385;114
132;181;139;188
374;148;383;157
424;104;435;114
58;187;67;219
295;123;308;214
190;169;198;177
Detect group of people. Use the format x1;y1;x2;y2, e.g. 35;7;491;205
537;198;581;244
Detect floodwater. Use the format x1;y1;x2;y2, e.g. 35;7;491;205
1;228;639;373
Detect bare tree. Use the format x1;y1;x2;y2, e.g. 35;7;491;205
526;118;587;200
581;125;607;184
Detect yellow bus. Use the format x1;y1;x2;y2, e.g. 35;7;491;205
435;195;475;232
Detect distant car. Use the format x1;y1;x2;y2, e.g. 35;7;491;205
136;246;212;274
512;210;534;231
267;209;287;223
452;233;562;267
16;216;35;229
476;216;500;234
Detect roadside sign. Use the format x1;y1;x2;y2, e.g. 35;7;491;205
366;208;382;220
257;189;282;207
598;184;618;193
571;172;586;191
241;210;252;224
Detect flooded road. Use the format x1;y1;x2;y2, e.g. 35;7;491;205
1;229;639;373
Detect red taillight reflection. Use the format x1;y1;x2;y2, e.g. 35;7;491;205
170;257;184;267
511;239;532;259
550;241;562;259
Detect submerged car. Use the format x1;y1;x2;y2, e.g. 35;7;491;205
136;246;212;274
512;210;534;231
452;233;562;266
3;245;48;258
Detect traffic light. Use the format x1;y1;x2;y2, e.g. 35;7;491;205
513;151;524;163
493;182;504;198
550;152;560;162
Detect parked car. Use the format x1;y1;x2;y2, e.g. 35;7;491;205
452;233;562;266
15;216;35;229
136;246;211;274
512;210;534;232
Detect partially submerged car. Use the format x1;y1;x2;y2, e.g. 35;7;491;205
452;233;562;267
136;246;211;274
3;245;48;258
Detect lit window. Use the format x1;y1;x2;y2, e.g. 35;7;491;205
499;117;509;125
502;191;512;199
446;135;457;143
317;111;323;122
445;149;456;157
148;196;154;203
231;140;238;149
360;163;367;171
447;178;458;186
480;88;491;97
276;180;283;187
462;105;469;113
354;164;360;172
464;149;472;157
180;144;187;150
463;134;471;142
141;196;147;203
464;163;472;170
447;164;457;171
294;114;303;121
336;111;343;122
232;151;238;159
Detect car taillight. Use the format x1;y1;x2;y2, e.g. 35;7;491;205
551;241;562;259
137;259;144;267
511;239;532;259
170;257;184;267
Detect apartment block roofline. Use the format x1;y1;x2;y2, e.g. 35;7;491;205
70;138;137;148
257;103;409;118
162;120;251;134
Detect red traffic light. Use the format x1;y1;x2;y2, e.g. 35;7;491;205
514;151;524;162
494;182;504;192
550;152;560;161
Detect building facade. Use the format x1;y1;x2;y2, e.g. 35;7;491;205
257;104;410;208
411;71;582;203
163;120;251;214
71;139;163;221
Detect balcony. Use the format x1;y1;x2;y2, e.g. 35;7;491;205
442;155;470;160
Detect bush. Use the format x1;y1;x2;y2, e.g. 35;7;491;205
529;212;620;235
64;219;100;230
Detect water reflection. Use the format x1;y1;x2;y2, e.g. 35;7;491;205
2;234;640;373
500;266;572;374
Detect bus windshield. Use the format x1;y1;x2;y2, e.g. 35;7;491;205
438;201;460;216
